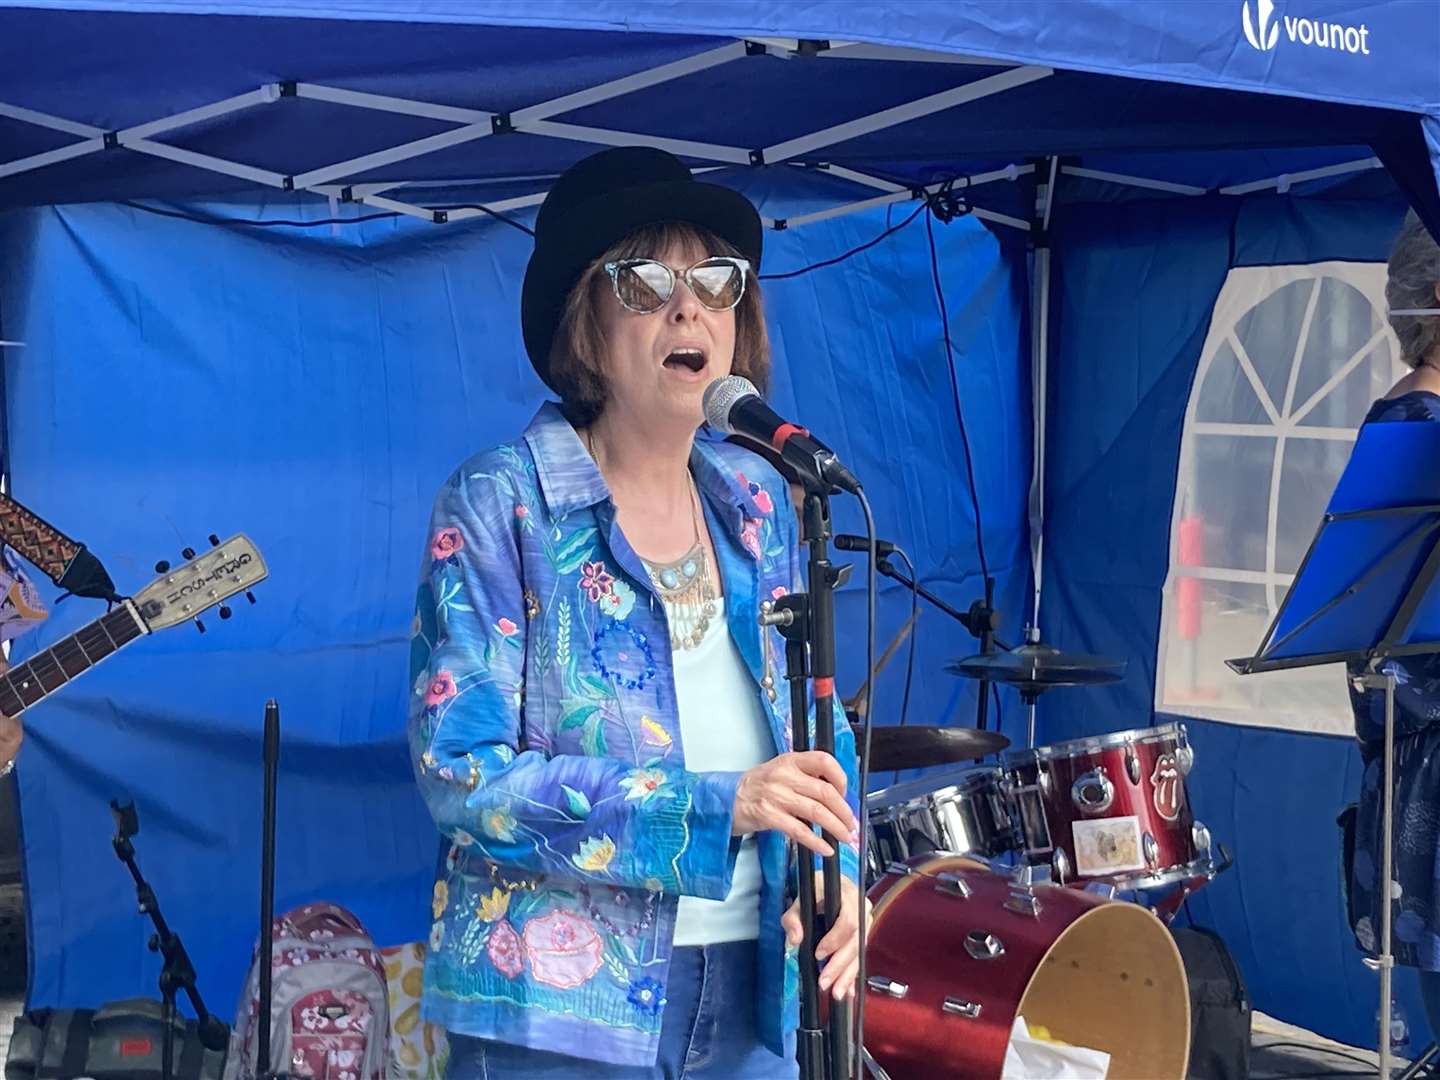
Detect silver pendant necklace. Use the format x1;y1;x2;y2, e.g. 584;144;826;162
585;428;718;650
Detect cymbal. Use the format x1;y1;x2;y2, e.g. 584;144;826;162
850;724;1010;771
947;641;1126;696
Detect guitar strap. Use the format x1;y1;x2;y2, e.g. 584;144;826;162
0;492;118;602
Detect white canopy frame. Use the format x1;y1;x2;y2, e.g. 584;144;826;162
0;38;1051;232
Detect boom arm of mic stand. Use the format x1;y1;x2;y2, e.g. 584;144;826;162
873;556;1007;650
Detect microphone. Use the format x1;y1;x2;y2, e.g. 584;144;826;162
703;376;861;495
834;534;898;557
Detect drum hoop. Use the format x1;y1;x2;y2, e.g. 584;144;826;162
1105;852;1222;892
1003;722;1182;766
867;855;985;926
865;767;1001;809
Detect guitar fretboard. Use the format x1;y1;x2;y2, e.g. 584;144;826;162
0;605;146;718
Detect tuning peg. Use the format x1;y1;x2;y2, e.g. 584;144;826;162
154;560;170;574
219;605;232;620
208;534;221;547
182;547;196;559
245;591;257;605
194;618;206;634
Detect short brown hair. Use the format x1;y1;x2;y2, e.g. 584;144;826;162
547;222;770;427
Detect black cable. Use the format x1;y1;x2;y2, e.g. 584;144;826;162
852;488;879;1080
884;546;920;789
118;198;535;236
923;204;991;586
759;198;928;281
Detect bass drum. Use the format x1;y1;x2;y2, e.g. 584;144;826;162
862;855;1190;1080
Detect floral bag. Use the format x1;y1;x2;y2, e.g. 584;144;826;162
223;903;390;1080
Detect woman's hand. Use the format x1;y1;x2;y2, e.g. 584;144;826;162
0;713;21;772
782;873;871;1001
732;751;857;856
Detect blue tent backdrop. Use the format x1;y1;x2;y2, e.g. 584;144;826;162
1;0;1439;1054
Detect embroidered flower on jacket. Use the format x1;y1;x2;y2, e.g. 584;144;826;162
481;806;519;844
572;834;617;873
619;767;673;806
477;886;511;922
429;921;445;953
487;918;524;979
736;471;775;515
424;671;457;707
627;977;666;1017
598;579;636;621
523;911;604;989
515;504;528;519
580;560;614;601
431;527;464;562
432;881;449;920
496;617;519;637
452;828;476;847
740;518;763;560
591;623;656;691
639;716;672;750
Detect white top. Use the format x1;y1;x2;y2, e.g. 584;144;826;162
670;596;773;945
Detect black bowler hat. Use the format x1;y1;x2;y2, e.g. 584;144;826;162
521;146;764;391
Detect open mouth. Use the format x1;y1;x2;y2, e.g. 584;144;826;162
663;347;707;374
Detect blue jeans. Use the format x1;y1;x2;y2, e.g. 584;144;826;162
446;941;798;1079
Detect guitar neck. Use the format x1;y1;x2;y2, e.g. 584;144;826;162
0;603;147;718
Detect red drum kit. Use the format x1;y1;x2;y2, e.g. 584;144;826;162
851;637;1228;1079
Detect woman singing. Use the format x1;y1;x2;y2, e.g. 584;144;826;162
408;147;863;1078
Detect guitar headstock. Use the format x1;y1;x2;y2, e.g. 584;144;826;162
132;534;268;632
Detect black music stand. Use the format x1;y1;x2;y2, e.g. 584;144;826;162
1228;419;1440;1079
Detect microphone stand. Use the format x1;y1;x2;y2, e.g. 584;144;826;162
872;555;1002;730
110;800;229;1080
258;700;281;1080
764;489;851;1080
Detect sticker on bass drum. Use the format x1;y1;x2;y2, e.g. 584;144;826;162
1072;815;1145;877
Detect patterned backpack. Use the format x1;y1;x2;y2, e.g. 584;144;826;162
224;903;390;1080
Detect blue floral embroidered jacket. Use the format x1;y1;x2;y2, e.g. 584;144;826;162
408;402;861;1065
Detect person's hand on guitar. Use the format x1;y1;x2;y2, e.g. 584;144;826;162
0;712;20;775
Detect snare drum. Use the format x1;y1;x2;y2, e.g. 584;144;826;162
862;854;1190;1079
1005;722;1216;890
864;767;1017;879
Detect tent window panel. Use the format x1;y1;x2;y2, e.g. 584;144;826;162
1195;340;1272;424
1158;263;1403;735
1191;434;1276;574
1276;437;1358;576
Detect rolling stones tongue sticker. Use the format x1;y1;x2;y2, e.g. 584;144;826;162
1151;753;1183;821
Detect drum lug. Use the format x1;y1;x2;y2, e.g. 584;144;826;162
1176;724;1195;775
964;930;1006;959
1125;744;1141;786
942;997;983;1019
1191;820;1212;854
936;871;974;900
1036;765;1053;796
884;861;915;877
1013;862;1051;888
1051;847;1071;885
866;976;909;999
1004;889;1044;919
1071;767;1115;814
1143;831;1159;868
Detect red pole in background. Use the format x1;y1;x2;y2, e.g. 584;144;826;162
1176;515;1204;697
